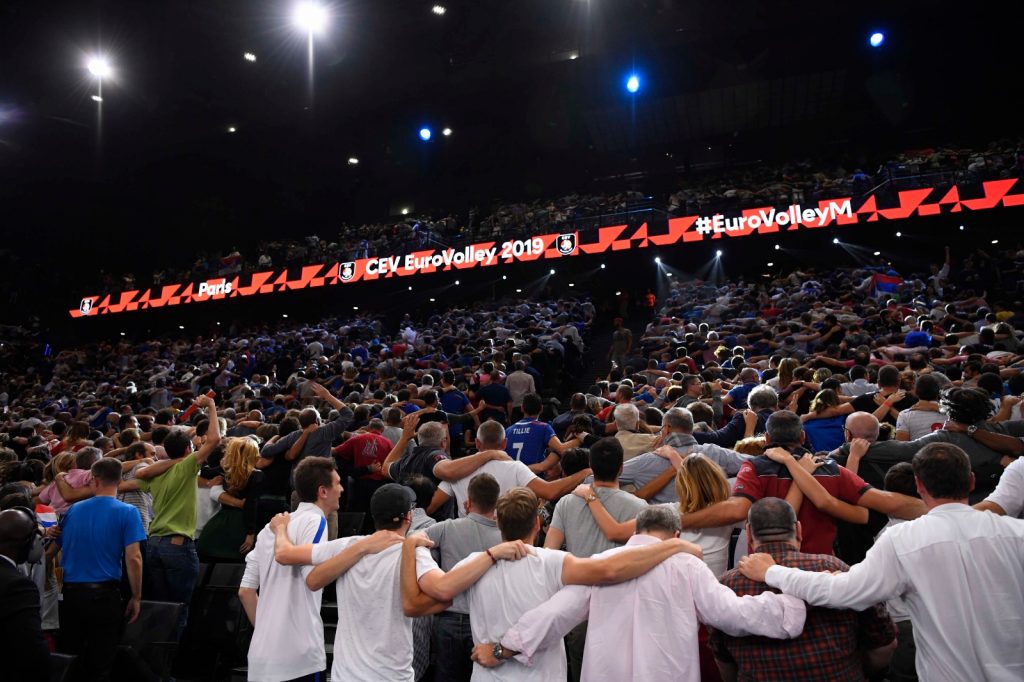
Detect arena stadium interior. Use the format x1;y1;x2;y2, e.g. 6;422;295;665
2;1;1023;681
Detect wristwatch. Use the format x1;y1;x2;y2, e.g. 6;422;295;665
493;642;511;661
584;492;598;504
966;425;978;436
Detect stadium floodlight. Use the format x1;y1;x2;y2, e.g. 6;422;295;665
502;275;507;280
516;288;522;293
833;238;840;244
347;157;359;165
432;5;446;15
992;239;999;245
282;313;288;318
455;280;460;286
244;52;257;62
178;325;185;330
767;262;774;267
626;74;640;93
293;2;328;33
549;268;555;275
874;251;881;256
228;126;237;133
654;256;661;264
896;231;902;237
91;95;103;102
716;250;723;257
869;32;885;48
401;207;410;215
600;263;606;269
408;286;413;291
615;291;621;296
419;127;432;141
569;283;575;287
442;127;452;137
430;297;436;302
87;56;112;78
353;306;359;310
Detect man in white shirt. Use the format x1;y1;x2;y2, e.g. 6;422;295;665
427;420;593;518
471;505;806;682
740;442;1024;682
239;458;398;682
402;487;703;682
270;483;531;682
975;456;1024;518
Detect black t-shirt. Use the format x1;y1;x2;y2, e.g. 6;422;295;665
850;391;918;426
388;445;450;485
476;383;512;425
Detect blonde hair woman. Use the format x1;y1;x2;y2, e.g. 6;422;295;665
770;358;800;392
197;437;264;562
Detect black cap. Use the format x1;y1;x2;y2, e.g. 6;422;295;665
370;484;416;524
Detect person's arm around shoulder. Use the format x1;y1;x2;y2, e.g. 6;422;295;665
55;472;93;504
560;536;701;585
193;395;221;464
381;412;420;480
306;531;405;591
433;450;511;483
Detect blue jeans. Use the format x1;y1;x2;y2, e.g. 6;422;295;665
434;611;473;682
144;535;199;639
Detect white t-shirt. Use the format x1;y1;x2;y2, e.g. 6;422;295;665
439;460;537;518
241;503;329;682
312;539;438;682
894;408;944;440
985;456;1024;518
460;547;567;681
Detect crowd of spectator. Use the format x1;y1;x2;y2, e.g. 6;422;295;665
3;223;1024;681
86;138;1024;297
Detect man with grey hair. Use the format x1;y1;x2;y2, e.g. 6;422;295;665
675;411;926;557
711;498;896;681
381;413;516;493
472;504;807;681
428;419;594;518
612;403;658;460
613;407;753;504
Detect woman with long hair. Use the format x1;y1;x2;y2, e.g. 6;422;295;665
62;421;92;453
197;437;263;562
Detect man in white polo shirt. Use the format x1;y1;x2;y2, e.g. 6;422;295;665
240;457;400;682
427;420;592;518
271;482;533;682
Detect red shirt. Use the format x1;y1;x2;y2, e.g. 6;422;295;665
732;450;871;555
332;432;393;481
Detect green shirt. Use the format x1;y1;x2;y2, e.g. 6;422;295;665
137;453;201;538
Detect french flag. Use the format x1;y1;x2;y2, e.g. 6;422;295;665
35;503;57;529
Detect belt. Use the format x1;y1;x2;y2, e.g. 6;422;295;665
437;611;471;620
152;534;193;545
63;581;119;590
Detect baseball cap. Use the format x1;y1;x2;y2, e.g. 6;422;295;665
370;484;416;524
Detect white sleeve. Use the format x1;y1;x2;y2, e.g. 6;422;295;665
985;458;1024;518
502;585;591;666
240;536;262;589
209;485;225;503
765;530;906;612
311;537;358;565
439;480;454;496
415;546;440;579
515;461;539;486
688;559;805;638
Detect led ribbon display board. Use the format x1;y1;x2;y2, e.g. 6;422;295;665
70;178;1024;318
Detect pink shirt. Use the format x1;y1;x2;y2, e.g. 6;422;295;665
502;534;806;682
39;469;93;514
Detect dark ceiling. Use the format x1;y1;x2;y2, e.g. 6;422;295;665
0;0;1016;264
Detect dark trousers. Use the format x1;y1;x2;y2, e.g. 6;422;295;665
565;620;588;682
434;611;473;682
890;619;918;681
60;582;123;682
144;535;199;640
285;673;325;682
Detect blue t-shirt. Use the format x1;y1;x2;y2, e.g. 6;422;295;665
439;389;471;436
505;419;556;466
727;383;758;410
59;496;146;583
904;330;931;347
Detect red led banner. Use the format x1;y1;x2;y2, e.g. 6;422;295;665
69;178;1024;318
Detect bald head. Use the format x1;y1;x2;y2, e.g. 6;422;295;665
0;508;36;562
845;412;880;442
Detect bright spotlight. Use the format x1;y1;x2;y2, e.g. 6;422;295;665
600;263;606;269
502;275;507;280
716;250;723;257
442;127;452;137
455;280;460;286
774;244;780;250
992;239;999;244
429;297;436;302
666;273;673;277
408;286;413;291
353;306;359;310
91;95;103;103
87;56;111;78
431;4;447;15
243;52;257;62
178;325;185;330
615;291;622;296
549;268;555;275
120;332;126;336
347;157;359;165
654;256;661;264
959;225;965;231
625;74;640;93
873;251;881;256
401;208;410;215
568;283;575;287
419;127;432;141
227;126;237;133
282;313;289;318
516;288;522;293
869;32;885;48
833;238;840;244
895;231;902;237
767;262;774;267
293;2;328;33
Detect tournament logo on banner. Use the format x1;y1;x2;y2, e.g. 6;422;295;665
557;233;578;256
339;262;356;281
79;298;94;315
